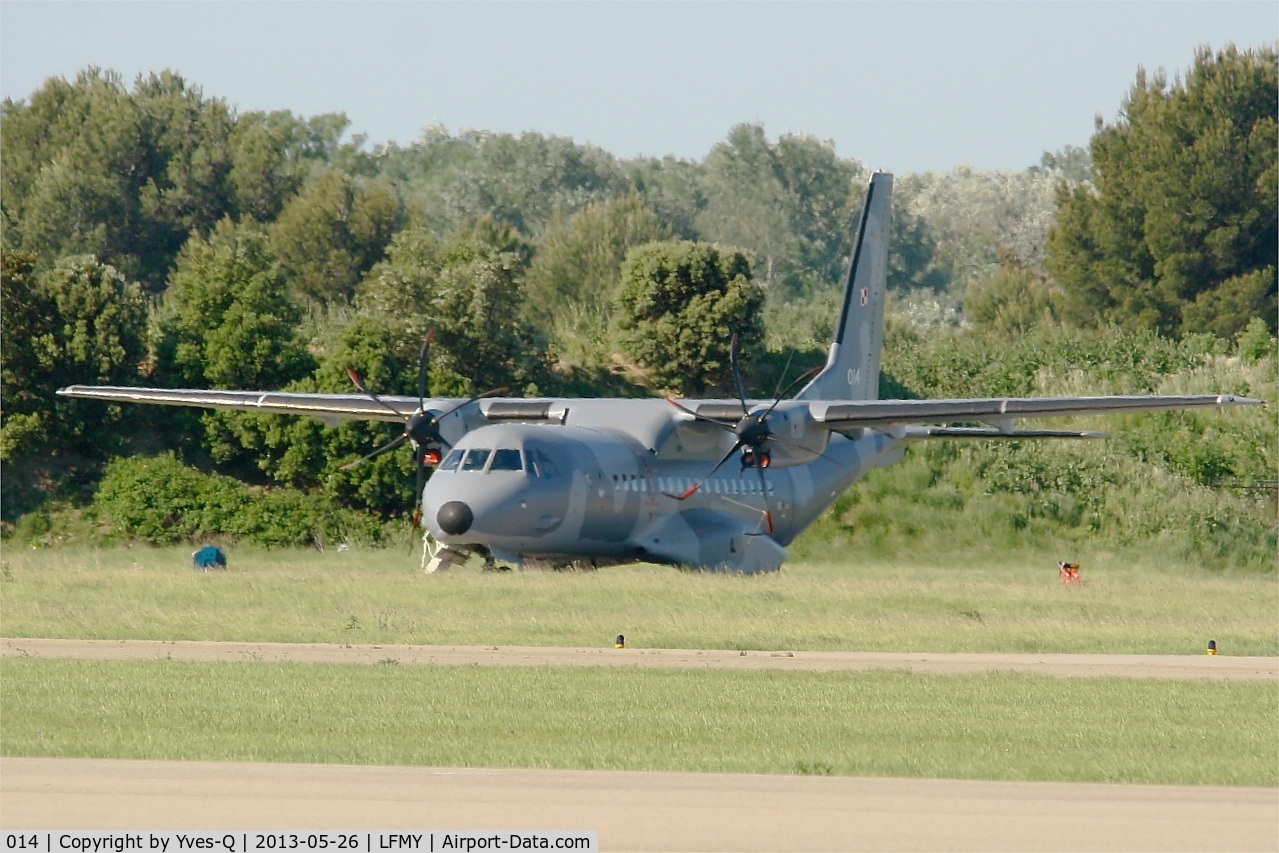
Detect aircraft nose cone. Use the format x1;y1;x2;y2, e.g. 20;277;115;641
437;501;474;536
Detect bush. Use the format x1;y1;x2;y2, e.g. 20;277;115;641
93;453;383;548
794;321;1278;571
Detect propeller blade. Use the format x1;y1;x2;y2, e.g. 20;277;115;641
765;431;843;466
411;451;427;532
755;463;774;535
769;351;797;400
345;369;408;420
436;386;509;424
664;397;739;428
409;329;433;553
417;330;434;410
338;432;408;471
666;440;744;500
729;333;749;411
669;331;818;519
343;335;503;551
764;365;822;416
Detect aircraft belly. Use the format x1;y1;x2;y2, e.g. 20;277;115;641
631;509;785;573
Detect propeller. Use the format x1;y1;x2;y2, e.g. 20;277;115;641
339;331;506;527
665;335;821;535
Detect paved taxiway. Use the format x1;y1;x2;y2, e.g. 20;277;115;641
3;758;1276;851
3;638;1276;680
4;640;1276;850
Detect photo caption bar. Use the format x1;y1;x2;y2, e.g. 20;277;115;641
2;833;597;853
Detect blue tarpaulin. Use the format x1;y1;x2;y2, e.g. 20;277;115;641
193;545;227;570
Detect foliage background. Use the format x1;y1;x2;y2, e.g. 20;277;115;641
2;49;1274;568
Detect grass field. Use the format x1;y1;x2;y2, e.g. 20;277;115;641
3;545;1275;786
1;545;1275;654
2;658;1276;787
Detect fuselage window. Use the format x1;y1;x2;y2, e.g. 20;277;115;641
490;448;523;471
440;449;463;472
462;449;491;472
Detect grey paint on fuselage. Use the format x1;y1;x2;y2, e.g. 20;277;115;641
422;410;906;570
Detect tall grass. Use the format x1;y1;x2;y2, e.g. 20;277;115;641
3;658;1274;786
2;546;1274;654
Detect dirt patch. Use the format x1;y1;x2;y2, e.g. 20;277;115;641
3;637;1275;681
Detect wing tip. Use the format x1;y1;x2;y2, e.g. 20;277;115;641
1218;394;1264;406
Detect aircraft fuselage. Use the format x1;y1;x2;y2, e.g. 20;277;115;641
421;416;904;571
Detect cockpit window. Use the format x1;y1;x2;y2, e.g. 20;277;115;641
439;449;463;472
529;449;559;479
490;448;523;471
461;449;491;471
491;450;526;470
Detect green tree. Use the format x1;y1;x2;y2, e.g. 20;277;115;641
696;124;870;296
2;69;147;281
964;250;1059;336
1047;44;1277;338
524;193;670;324
227;110;355;221
131;71;239;287
622;155;706;240
158;219;312;389
386;127;627;239
250;314;420;515
0;252;147;462
615;241;765;394
357;219;544;395
1033;145;1092;184
696;124;795;290
155;220;315;473
269;170;402;303
895;166;1059;293
3;67;356;293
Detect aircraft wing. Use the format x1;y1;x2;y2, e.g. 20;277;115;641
902;425;1108;440
56;385;437;424
810;394;1262;434
56;386;1263;440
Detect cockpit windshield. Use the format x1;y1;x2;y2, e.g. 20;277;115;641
441;447;525;473
439;449;463;471
461;449;491;471
490;448;523;471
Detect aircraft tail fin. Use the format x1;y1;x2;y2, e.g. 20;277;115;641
795;171;892;402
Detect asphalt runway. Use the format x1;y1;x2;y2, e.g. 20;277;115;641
4;639;1277;850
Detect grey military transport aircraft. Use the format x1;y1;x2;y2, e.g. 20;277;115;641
59;172;1260;573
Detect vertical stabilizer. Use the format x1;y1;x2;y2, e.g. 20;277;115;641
795;171;892;402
